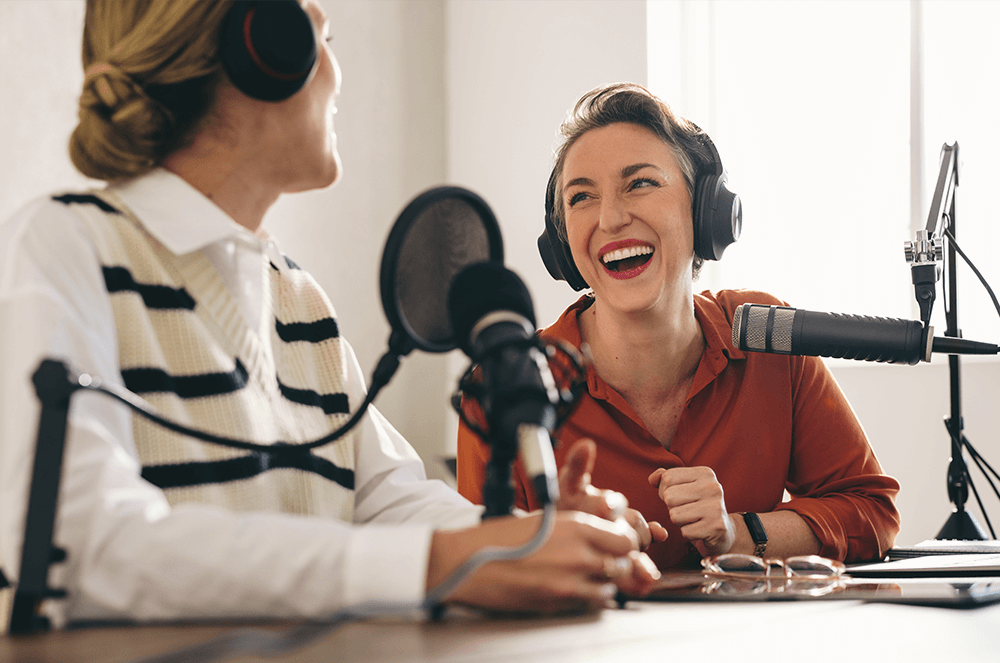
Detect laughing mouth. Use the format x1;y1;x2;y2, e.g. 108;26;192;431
601;245;653;273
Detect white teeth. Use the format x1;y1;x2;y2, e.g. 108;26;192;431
601;245;653;264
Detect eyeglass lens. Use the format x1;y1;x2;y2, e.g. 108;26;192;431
706;554;843;578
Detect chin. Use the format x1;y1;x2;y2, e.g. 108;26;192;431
286;157;342;193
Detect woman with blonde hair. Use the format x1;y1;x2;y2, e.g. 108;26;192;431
0;1;657;627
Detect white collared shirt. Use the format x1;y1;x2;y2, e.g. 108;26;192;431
0;170;481;626
109;169;290;334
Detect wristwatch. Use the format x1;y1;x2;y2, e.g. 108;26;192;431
739;512;768;557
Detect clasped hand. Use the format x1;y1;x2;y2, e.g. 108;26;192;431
647;465;736;557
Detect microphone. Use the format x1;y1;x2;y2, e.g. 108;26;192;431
447;262;560;511
731;303;999;365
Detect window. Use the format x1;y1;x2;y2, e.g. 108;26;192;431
648;0;1000;344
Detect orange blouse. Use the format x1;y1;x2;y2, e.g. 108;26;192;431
457;290;901;569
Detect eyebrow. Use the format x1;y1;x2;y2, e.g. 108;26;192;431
564;163;663;190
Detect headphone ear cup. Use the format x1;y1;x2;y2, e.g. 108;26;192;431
693;172;742;261
539;170;589;291
219;0;318;102
538;217;589;292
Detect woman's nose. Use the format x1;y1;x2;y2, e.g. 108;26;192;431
598;195;630;233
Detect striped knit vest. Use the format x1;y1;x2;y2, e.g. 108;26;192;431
52;191;356;520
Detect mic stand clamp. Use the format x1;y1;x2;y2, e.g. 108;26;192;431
904;229;942;325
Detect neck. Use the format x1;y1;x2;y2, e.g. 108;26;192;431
162;144;279;235
581;291;704;397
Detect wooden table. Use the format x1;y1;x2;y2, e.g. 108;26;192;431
4;591;1000;663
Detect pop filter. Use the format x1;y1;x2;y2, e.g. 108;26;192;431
380;186;504;355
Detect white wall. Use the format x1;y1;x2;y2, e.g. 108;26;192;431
831;358;1000;546
0;1;91;220
1;0;997;558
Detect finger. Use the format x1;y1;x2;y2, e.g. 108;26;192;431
559;438;597;495
648;521;668;543
614;552;661;597
627;551;660;588
573;488;626;522
573;512;640;555
666;500;712;529
657;470;723;509
623;509;652;550
660;485;704;511
647;468;667;487
652;466;710;490
604;490;628;520
595;555;632;582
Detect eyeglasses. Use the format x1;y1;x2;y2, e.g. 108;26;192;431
701;554;845;581
701;554;847;597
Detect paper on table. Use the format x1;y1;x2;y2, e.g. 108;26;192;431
849;552;1000;577
886;539;1000;560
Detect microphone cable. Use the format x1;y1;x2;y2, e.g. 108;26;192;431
29;361;562;661
74;349;404;454
944;226;1000;320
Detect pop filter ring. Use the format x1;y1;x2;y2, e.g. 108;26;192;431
380;185;504;355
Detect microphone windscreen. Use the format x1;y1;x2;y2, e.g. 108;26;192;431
732;303;795;353
448;262;536;356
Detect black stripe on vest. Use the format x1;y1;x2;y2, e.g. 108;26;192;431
141;447;355;490
123;359;249;398
269;255;302;271
278;378;349;415
103;266;197;310
52;193;122;215
276;317;340;344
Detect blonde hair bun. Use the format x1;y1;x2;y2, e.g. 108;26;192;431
68;0;234;182
70;63;173;181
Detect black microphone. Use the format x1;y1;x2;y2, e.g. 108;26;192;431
731;303;999;365
448;262;560;512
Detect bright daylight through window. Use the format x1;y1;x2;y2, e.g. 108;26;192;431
648;0;1000;347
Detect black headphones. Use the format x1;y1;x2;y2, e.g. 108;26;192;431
219;0;318;102
537;129;742;291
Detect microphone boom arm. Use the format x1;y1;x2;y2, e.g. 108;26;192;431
905;143;957;325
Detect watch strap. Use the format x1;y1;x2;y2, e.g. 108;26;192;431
739;512;768;557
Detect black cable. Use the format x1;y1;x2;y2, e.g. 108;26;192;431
964;436;1000;485
79;349;400;454
945;227;1000;321
963;460;995;539
935;226;1000;538
963;437;1000;540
